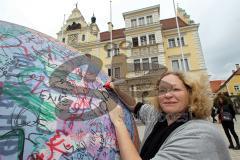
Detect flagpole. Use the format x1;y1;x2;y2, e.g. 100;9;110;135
173;0;186;72
110;0;113;78
61;14;66;42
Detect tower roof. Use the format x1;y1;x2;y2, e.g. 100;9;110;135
67;5;84;23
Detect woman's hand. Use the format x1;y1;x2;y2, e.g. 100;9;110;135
109;81;120;92
106;97;124;126
107;81;136;111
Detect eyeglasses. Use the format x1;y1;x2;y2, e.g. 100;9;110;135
158;87;184;96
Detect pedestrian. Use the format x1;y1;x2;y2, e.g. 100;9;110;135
216;93;240;149
211;105;217;123
106;71;230;160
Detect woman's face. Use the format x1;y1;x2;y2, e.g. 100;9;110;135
158;74;189;114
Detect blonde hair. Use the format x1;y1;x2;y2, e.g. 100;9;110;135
154;71;212;119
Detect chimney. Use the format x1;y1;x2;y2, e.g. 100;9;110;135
236;64;239;70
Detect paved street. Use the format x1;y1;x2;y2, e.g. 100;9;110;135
137;115;240;160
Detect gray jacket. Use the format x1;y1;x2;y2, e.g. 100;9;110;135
138;104;231;160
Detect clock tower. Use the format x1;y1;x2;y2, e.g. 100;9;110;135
57;4;100;48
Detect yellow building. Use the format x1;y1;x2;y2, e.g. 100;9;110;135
162;7;207;77
57;4;208;103
218;64;240;96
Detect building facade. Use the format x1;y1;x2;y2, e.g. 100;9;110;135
57;4;208;104
218;64;240;96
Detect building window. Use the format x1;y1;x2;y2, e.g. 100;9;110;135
114;48;119;56
138;17;145;26
114;67;120;78
180;58;189;71
172;58;190;71
108;68;112;76
140;36;147;46
142;58;149;70
172;60;180;71
131;19;137;28
134;59;141;71
177;37;185;46
146;15;153;24
82;34;85;41
132;37;139;47
234;85;240;92
151;57;159;70
107;49;112;57
113;44;119;56
168;38;176;48
149;34;156;44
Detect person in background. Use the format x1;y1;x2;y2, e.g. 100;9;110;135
211;98;218;123
216;93;240;149
106;71;230;160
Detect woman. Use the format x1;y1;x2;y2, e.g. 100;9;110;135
106;71;230;160
216;93;240;149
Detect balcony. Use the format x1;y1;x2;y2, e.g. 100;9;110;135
131;45;159;57
126;66;167;78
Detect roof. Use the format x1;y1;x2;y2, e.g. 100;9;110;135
122;4;160;17
100;28;125;42
210;80;225;93
160;17;189;30
218;68;240;91
99;17;189;42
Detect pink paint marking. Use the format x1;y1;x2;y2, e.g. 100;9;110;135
31;76;45;93
46;130;68;160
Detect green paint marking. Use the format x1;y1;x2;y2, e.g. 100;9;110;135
3;82;56;121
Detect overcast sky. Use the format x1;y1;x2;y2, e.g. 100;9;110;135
0;0;240;80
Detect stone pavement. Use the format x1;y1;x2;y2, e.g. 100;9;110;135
136;115;240;160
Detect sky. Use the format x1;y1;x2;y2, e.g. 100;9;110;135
0;0;240;80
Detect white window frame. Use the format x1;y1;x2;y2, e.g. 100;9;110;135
177;37;185;46
149;34;156;45
171;58;190;71
107;49;111;57
134;59;141;71
151;57;159;70
234;85;240;93
142;58;149;70
146;15;153;24
132;37;139;47
131;19;137;28
138;17;145;26
113;44;119;56
114;67;120;78
168;38;176;48
140;35;147;46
